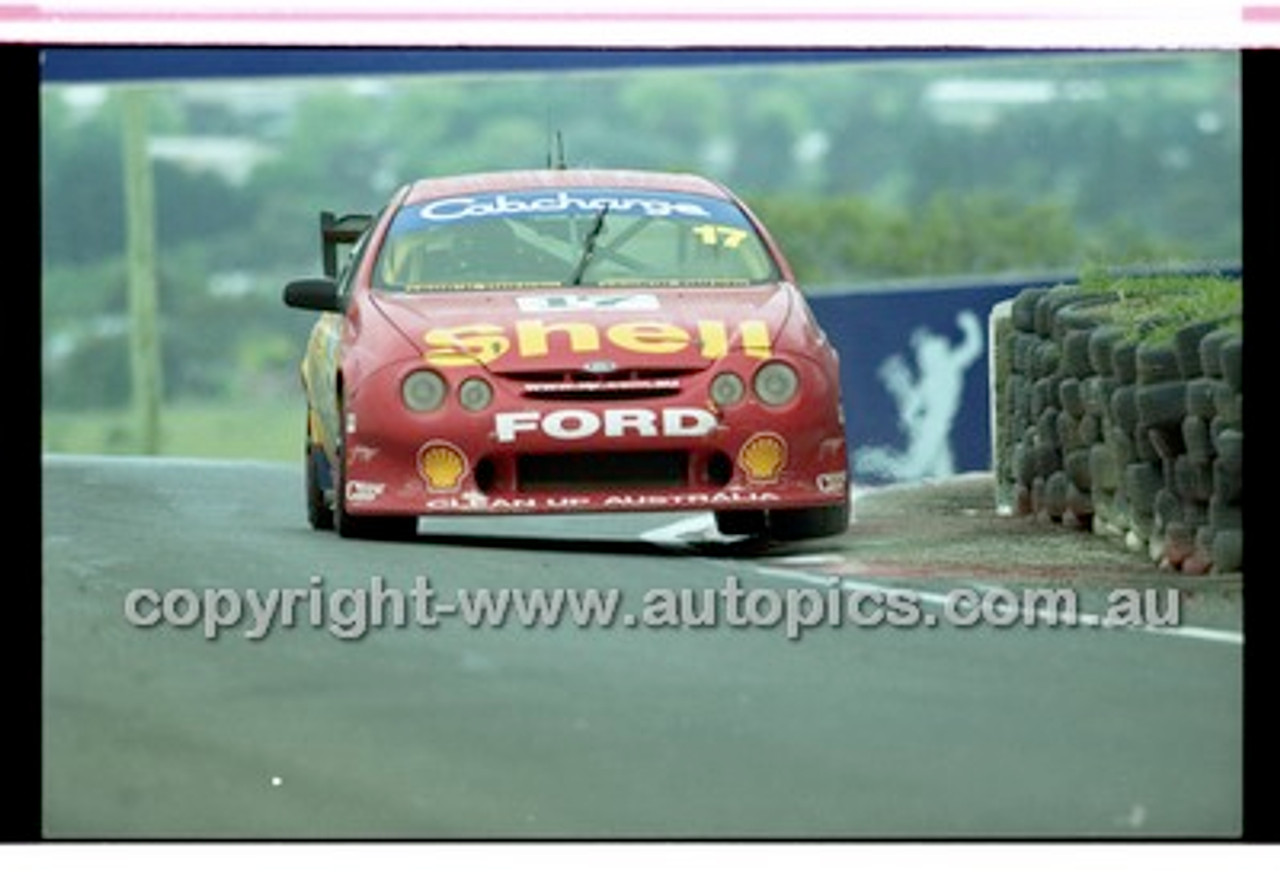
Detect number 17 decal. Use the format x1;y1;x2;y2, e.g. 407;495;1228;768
691;224;748;248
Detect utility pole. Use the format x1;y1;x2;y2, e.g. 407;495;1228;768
121;86;162;454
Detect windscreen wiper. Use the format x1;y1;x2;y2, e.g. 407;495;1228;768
567;205;610;286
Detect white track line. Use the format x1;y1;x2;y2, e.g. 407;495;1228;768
638;514;717;546
837;576;1244;646
641;516;1244;647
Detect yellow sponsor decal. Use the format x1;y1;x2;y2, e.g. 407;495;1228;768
737;432;788;484
422;323;511;367
422;318;772;366
515;319;602;357
691;224;749;248
737;319;772;361
418;440;469;492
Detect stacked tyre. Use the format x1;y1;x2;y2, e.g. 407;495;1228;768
999;283;1241;574
1006;286;1118;530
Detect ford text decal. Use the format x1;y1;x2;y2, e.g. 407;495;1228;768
494;407;717;443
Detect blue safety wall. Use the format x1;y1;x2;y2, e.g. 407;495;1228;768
808;278;1051;486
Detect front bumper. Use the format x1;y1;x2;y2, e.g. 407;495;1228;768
338;359;849;518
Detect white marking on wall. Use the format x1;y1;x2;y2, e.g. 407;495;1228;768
855;309;985;482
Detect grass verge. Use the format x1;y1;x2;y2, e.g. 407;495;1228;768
42;399;302;463
1075;270;1242;343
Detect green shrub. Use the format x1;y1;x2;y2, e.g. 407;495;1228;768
1074;270;1242;343
749;192;1180;287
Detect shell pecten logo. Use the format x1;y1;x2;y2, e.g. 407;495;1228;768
418;440;469;492
737;432;787;484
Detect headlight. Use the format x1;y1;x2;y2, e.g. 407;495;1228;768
402;369;447;412
710;371;745;407
753;361;799;406
457;377;494;412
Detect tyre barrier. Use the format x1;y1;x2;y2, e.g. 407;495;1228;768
991;285;1242;574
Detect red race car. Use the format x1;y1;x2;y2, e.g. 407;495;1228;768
283;169;850;541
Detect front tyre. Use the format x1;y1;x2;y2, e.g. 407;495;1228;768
305;437;335;531
768;501;851;541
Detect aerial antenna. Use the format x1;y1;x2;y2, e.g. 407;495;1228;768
547;129;567;170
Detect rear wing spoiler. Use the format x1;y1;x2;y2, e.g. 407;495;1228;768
320;211;374;278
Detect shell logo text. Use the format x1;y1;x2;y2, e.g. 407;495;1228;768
738;432;788;484
421;318;772;367
418;440;469;492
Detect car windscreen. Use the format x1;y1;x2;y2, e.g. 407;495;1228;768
372;188;781;291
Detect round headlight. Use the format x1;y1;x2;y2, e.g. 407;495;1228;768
710;372;745;407
402;369;447;412
753;361;799;406
457;377;494;412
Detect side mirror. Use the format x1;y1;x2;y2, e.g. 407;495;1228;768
283;278;342;312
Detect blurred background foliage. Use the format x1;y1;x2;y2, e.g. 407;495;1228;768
40;51;1240;457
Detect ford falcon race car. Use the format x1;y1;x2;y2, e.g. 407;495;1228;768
283;169;850;541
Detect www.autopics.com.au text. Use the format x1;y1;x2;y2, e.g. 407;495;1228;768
121;576;1185;642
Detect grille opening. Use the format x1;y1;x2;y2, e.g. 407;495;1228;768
706;451;734;487
521;380;682;401
500;367;695;384
505;367;692;401
474;456;496;493
517;451;689;493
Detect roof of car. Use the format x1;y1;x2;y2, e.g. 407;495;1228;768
400;168;734;205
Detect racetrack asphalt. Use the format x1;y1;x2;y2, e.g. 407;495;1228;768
41;454;1242;838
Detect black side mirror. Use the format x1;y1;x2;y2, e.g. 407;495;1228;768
283;278;342;312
